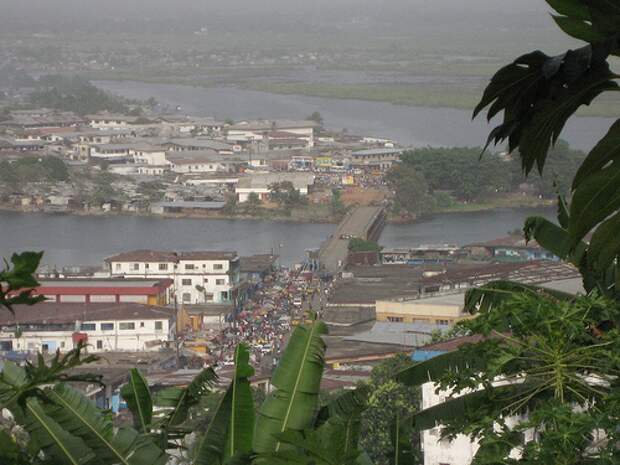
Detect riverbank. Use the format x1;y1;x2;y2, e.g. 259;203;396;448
89;73;620;118
0;195;554;225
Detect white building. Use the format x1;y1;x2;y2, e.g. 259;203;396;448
105;250;241;305
129;144;169;165
226;120;317;148
86;112;140;130
236;172;315;202
0;303;174;353
167;151;245;174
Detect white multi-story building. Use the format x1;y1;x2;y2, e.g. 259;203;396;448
0;303;174;353
105;250;241;305
236;172;315;202
225;120;317;147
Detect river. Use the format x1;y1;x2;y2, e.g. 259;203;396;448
0;208;555;268
95;80;615;151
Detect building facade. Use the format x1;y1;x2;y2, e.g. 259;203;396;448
105;250;241;305
0;303;174;353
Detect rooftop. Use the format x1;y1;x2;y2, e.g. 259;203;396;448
227;119;319;131
105;249;238;263
0;303;174;326
239;254;278;273
236;172;315;189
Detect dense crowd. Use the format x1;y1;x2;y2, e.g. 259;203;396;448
209;268;322;369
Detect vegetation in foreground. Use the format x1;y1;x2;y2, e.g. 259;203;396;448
393;1;620;464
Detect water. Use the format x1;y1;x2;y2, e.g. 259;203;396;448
95;80;614;150
0;208;555;268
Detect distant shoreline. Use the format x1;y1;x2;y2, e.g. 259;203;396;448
0;198;555;225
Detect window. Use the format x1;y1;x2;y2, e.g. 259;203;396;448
182;293;191;303
60;341;65;349
159;263;168;271
436;319;450;326
115;263;121;271
387;316;404;323
216;279;225;285
140;322;145;328
145;263;149;269
155;321;163;331
100;323;114;331
133;263;140;271
80;323;96;331
42;343;49;353
213;264;224;270
119;322;135;330
182;278;192;286
185;264;195;270
96;340;103;349
221;291;228;300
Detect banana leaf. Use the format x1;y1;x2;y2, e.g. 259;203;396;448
45;383;167;465
154;367;217;430
120;368;153;433
20;398;95;465
194;344;255;465
253;319;328;454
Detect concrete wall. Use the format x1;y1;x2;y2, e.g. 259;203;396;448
1;317;171;353
323;305;376;325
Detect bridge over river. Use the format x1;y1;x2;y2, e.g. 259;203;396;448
319;205;386;273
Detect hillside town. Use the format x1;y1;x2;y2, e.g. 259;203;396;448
0;106;405;220
0;196;583;463
2;1;617;464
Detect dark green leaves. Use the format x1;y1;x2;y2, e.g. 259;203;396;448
253;319;328;454
121;369;153;433
0;251;45;313
547;0;620;53
194;344;255;465
154;367;217;430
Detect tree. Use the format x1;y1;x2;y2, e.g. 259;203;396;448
348;238;381;253
306;111;323;127
360;355;419;465
330;189;346;217
385;163;433;216
245;192;261;215
268;181;307;213
397;2;620;464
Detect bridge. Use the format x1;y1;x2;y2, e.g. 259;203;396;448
319;205;386;273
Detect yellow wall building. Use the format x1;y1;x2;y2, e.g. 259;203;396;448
376;292;471;326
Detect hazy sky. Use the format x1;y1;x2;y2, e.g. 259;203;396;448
0;0;557;33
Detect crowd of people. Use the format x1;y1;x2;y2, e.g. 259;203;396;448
207;268;324;370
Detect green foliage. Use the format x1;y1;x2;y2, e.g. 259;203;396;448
154;367;217;432
223;196;239;214
330;189;346;217
0;251;45;313
306;111;323;127
385;163;433;215
0;156;69;189
245;192;261;213
253;319;328;454
120;369;153;433
361;355;419;465
400;147;510;201
29;75;129;115
136;181;165;202
348;238;381;253
269;181;308;212
398;293;620;464
194;344;255;465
